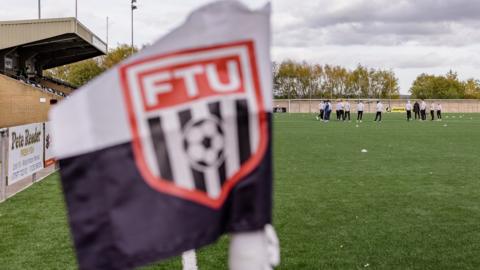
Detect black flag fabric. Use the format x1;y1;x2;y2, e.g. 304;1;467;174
51;1;273;269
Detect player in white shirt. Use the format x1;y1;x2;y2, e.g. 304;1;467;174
316;101;325;121
344;101;351;121
420;99;427;120
436;103;443;120
374;100;383;122
336;100;344;121
357;101;364;122
430;102;435;121
405;100;412;121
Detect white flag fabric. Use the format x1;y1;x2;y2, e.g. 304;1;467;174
51;1;272;160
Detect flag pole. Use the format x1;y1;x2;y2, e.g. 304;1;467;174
182;250;198;270
131;0;137;55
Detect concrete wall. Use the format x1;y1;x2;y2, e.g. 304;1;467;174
0;74;61;128
274;99;480;113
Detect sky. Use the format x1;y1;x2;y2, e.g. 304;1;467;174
2;0;480;94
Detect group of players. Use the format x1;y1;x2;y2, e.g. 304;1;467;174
405;100;443;121
316;100;443;123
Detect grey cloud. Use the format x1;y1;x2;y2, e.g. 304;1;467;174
353;22;454;36
274;22;457;47
274;19;480;47
319;21;479;46
307;0;480;26
273;0;480;47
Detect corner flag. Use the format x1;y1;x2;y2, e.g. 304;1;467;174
50;1;273;269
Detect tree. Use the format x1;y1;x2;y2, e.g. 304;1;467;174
102;44;138;69
66;59;104;87
372;70;399;99
311;64;324;98
274;60;299;99
322;65;337;98
272;60;401;99
464;79;480;99
332;66;349;97
296;62;319;99
410;71;466;99
350;65;370;98
410;74;434;99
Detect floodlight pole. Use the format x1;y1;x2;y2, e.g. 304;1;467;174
38;0;41;19
389;73;392;108
131;0;137;55
75;0;78;33
106;16;109;53
309;81;312;114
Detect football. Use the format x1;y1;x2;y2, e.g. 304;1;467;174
183;118;225;170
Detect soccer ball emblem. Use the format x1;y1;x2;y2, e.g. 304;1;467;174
183;118;225;171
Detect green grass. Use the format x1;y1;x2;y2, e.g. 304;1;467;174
1;113;480;269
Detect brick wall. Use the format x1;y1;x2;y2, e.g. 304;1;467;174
0;74;62;128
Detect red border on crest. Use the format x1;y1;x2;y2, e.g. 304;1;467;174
119;40;268;209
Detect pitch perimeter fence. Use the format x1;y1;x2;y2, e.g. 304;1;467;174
274;99;480;113
0;122;56;203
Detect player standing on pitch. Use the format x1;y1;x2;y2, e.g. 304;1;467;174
344;100;351;121
420;99;427;121
374;100;383;122
430;102;435;121
324;100;332;122
357;101;364;122
414;101;420;120
336;100;343;121
406;100;412;121
317;100;325;121
436;103;443;120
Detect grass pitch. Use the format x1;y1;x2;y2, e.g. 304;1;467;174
1;113;480;269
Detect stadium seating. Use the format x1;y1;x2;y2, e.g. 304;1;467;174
7;74;68;98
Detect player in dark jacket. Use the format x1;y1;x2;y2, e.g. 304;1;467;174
323;100;332;122
413;101;420;120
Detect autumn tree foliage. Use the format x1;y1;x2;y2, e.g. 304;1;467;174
410;70;480;99
273;60;399;99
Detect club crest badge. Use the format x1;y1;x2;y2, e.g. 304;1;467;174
120;40;268;208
